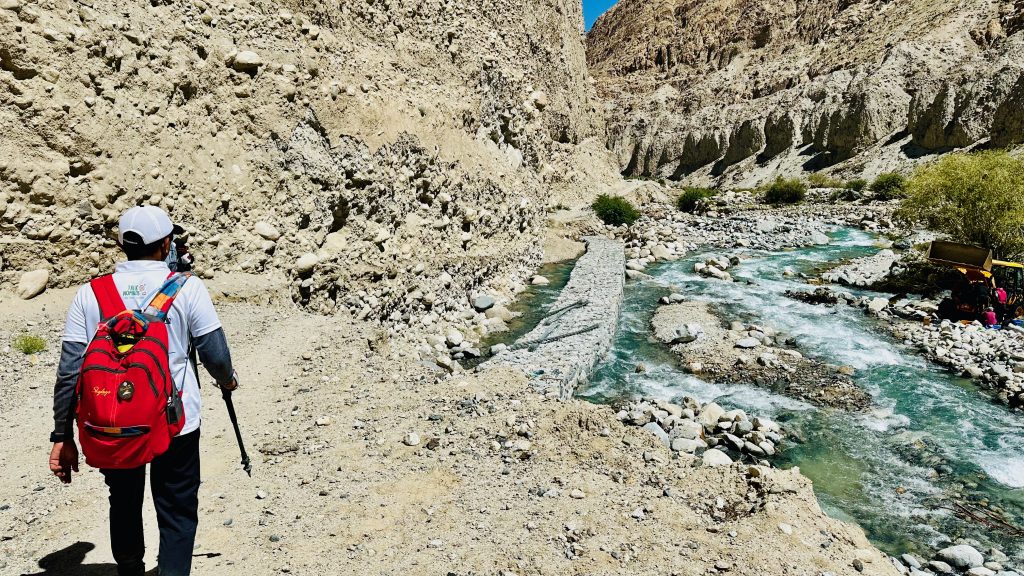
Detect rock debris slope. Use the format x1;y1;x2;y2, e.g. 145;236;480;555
0;0;620;330
587;0;1024;186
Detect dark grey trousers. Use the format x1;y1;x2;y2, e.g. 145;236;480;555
100;430;200;576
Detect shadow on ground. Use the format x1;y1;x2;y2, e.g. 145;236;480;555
21;541;157;576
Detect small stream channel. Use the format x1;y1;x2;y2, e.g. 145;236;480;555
494;229;1024;562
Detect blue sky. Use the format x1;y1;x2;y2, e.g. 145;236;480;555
583;0;618;30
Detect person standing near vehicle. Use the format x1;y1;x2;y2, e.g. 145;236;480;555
983;306;999;328
48;206;239;576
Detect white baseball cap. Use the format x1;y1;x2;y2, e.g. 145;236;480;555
118;206;184;246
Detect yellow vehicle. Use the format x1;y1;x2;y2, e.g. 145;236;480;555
927;241;1024;322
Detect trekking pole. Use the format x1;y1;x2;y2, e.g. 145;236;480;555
221;387;252;477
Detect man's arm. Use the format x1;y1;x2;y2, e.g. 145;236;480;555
193;328;235;388
184;276;237;389
50;341;86;442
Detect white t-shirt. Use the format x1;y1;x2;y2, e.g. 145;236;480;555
62;260;222;436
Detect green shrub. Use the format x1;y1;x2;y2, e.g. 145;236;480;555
896;151;1024;259
13;333;46;355
676;187;716;213
870;172;907;200
592;194;640;226
807;172;842;188
764;177;806;204
845;178;868;192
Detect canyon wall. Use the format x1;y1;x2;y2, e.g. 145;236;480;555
588;0;1024;186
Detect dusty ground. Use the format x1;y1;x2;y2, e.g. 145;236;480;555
0;279;899;576
652;301;871;410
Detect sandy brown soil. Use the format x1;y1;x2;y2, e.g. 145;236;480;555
0;279;898;576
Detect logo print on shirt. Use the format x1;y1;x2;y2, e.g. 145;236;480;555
122;283;146;299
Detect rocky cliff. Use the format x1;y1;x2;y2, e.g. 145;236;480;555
588;0;1024;186
0;0;619;330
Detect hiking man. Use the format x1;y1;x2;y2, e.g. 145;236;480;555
49;205;238;576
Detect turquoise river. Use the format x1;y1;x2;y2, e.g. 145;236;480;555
491;228;1024;562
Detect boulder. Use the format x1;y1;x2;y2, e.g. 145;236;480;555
651;245;673;260
673;420;704;439
809;231;830;245
485;305;515;321
935;545;983;570
231;50;263;72
669;323;704;344
701;449;733;466
294;253;318;274
472;294;496;312
735;337;761;349
17;269;49;299
254;222;281;241
697;402;725;428
670;437;706;453
867;297;890;314
642;422;670;447
445;329;464;347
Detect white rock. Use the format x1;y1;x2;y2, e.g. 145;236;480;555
701;449;733;467
936;545;984;570
670;437;706;453
531;275;549;286
809;231;830;245
735;337;761;349
231;50;263;72
867;297;890;314
17;269;49;299
254;222;281;241
697;402;725;428
403;432;420;446
294;253;318;274
445;329;464;347
669;323;704;344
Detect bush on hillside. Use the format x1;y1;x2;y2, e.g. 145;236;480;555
807;172;842;188
896;151;1024;259
764;177;806;204
592;194;640;226
845;178;868;192
676;187;716;213
870;172;907;200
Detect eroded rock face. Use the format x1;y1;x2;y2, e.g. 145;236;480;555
588;0;1024;185
990;73;1024;148
269;111;545;323
0;0;615;328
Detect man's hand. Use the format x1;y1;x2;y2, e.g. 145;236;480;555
218;370;239;392
49;441;79;484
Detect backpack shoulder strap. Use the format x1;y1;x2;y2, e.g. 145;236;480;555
89;275;127;320
142;272;192;322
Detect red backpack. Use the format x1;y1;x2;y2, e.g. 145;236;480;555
76;272;191;469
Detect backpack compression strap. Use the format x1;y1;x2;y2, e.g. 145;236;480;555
90;275;128;320
142;272;192;322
